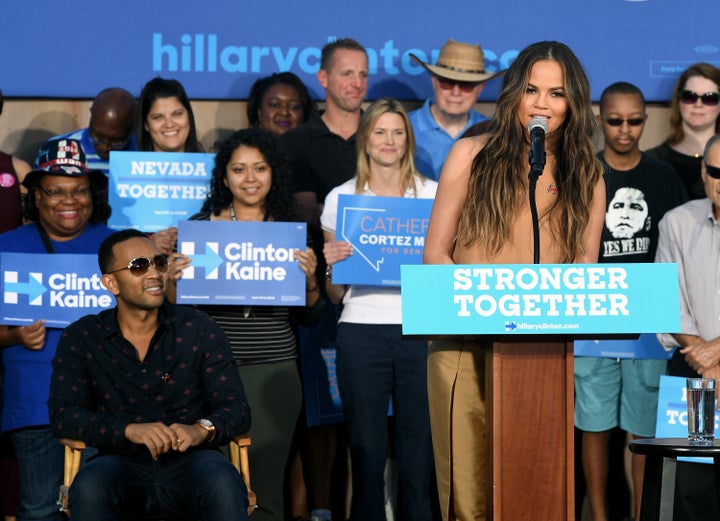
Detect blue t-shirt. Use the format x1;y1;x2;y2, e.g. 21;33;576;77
0;222;114;431
408;99;488;181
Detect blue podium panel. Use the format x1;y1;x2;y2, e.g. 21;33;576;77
401;263;680;336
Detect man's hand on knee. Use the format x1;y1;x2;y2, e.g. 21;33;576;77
125;422;178;459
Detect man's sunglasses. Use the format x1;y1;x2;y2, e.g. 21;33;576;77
680;90;720;107
107;255;169;276
705;162;720;180
602;116;647;127
436;77;481;92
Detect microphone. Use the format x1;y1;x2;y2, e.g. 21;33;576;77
528;116;547;176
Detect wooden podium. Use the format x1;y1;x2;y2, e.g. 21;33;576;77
400;262;680;520
485;336;574;520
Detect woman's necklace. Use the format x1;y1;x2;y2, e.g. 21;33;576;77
676;140;703;158
229;203;266;222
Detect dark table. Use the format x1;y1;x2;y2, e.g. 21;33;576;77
629;438;720;521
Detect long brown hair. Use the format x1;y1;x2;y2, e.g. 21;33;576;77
457;41;601;262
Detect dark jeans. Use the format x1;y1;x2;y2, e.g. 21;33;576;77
69;449;248;521
9;428;65;521
336;322;435;521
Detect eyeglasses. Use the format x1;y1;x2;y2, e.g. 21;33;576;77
705;162;720;179
680;90;720;107
90;131;130;150
602;116;647;127
436;77;481;93
37;186;92;201
107;255;169;276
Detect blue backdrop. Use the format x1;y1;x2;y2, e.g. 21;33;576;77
3;0;718;102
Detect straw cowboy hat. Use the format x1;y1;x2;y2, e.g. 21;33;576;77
410;38;504;83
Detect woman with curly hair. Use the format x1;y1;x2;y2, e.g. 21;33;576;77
185;128;321;521
423;41;605;521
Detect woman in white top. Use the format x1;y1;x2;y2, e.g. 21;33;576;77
320;98;438;521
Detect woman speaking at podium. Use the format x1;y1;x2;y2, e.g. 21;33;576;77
422;41;605;521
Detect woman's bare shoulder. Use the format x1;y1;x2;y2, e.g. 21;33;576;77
442;135;488;178
455;134;489;154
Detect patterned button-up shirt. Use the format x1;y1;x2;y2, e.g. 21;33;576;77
49;301;250;454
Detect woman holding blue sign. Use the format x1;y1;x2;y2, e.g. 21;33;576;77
181;127;322;521
0;139;115;521
422;41;605;520
321;98;438;521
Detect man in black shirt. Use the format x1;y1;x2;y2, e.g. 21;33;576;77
279;37;368;228
48;229;251;521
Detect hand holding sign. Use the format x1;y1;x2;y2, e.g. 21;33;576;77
294;248;318;284
152;227;178;256
164;252;192;304
0;320;46;351
168;252;192;282
323;239;353;272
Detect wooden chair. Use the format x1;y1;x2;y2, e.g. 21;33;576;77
58;434;257;518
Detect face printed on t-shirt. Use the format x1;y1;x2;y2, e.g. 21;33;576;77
605;187;649;239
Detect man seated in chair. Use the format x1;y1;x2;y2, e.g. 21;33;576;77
48;228;251;521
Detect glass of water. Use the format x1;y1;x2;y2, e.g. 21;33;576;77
686;378;716;444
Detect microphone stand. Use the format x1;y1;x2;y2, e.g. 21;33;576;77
528;166;542;264
527;118;547;265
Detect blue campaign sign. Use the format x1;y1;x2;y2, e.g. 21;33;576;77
655;375;716;464
333;194;433;286
2;1;717;102
401;263;680;336
176;220;307;306
574;334;672;360
107;151;214;232
0;253;113;327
